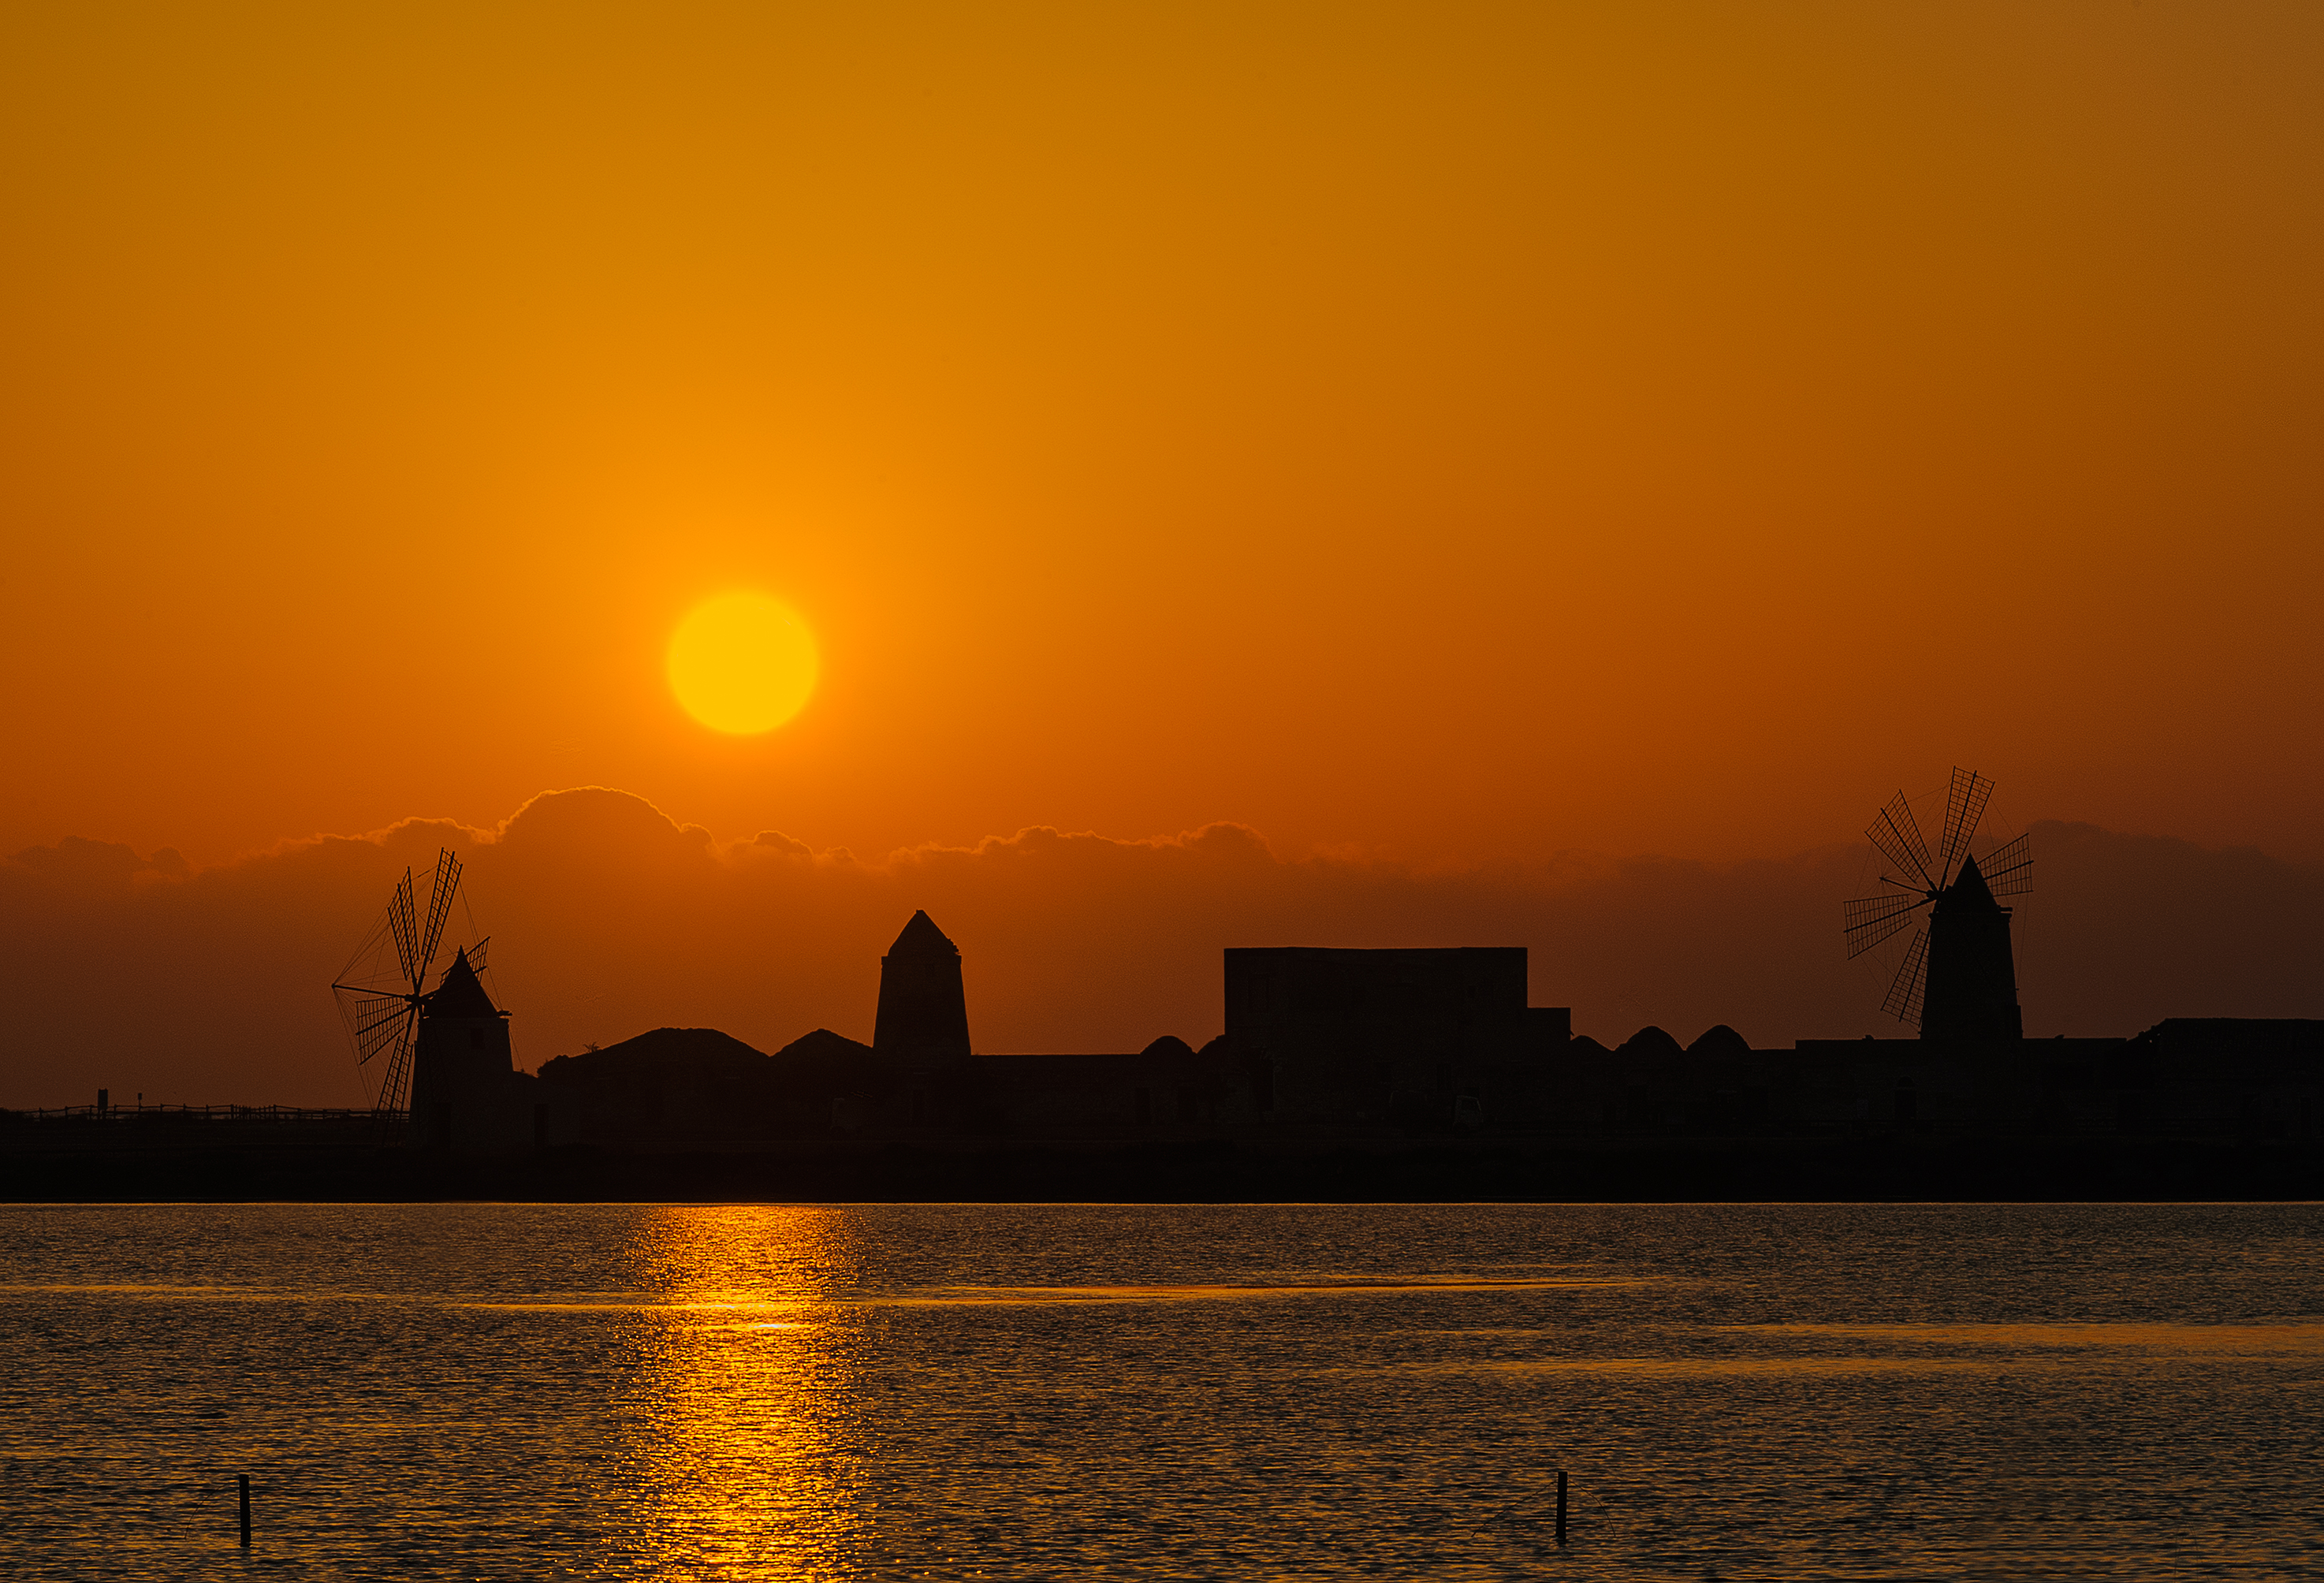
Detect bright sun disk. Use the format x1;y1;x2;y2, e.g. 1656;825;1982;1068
667;593;819;733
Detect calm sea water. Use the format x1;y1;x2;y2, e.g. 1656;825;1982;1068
2;1203;2318;1581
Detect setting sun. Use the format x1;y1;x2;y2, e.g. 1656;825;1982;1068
667;594;819;735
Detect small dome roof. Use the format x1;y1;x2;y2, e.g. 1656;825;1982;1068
1686;1024;1752;1057
1615;1025;1683;1060
1141;1036;1195;1061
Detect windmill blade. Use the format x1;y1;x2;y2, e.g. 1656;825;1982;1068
332;989;418;1114
1882;928;1929;1026
352;997;412;1055
1844;893;1925;959
1865;792;1935;888
1982;832;2032;897
1937;768;1994;885
372;1011;420;1116
386;868;419;989
415;849;463;989
465;937;490;975
333;989;415;1060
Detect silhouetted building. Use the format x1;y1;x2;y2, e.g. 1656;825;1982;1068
2125;1019;2322;1138
1589;1024;1778;1130
537;1026;777;1139
1779;1034;2061;1128
1922;854;2024;1041
1223;947;1569;1125
524;901;2318;1149
408;947;539;1151
873;911;973;1072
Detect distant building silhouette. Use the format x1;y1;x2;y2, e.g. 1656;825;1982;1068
523;900;2319;1149
873;911;973;1069
506;912;2319;1149
1844;769;2033;1038
1224;947;1570;1125
1922;853;2023;1041
408;946;534;1150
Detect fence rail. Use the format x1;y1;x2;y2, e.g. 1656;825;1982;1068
0;1104;407;1125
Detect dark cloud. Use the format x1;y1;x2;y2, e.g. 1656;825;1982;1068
9;835;184;892
2;790;2315;1107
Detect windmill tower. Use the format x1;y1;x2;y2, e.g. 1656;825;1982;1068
333;850;516;1144
1843;769;2032;1041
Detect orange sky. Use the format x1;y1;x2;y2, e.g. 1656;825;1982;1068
5;4;2321;876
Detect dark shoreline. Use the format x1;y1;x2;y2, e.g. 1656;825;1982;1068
4;1134;2318;1203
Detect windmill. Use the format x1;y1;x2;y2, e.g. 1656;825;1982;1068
1842;768;2032;1040
331;849;488;1116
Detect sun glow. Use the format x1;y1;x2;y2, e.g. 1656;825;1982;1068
667;594;820;734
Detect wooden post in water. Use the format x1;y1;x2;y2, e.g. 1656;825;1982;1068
238;1476;251;1548
1555;1469;1567;1546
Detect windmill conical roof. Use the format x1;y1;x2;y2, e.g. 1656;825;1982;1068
887;909;959;959
1939;853;2000;912
425;947;500;1019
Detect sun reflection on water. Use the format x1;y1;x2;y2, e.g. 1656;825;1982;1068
615;1207;867;1580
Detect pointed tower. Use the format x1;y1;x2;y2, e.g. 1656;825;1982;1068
408;947;520;1149
1920;855;2023;1041
873;911;972;1069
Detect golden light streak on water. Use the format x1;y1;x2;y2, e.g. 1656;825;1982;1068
618;1207;866;1580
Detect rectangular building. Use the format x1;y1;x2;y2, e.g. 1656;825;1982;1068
1224;946;1567;1126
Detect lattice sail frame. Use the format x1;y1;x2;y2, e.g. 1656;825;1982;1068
1980;832;2032;897
1883;928;1929;1023
1866;791;1935;891
1845;892;1924;958
1937;768;1994;888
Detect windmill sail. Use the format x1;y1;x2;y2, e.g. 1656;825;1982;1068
387;868;418;987
416;850;461;989
344;992;414;1060
1844;892;1924;957
1937;767;1994;885
1866;792;1934;888
1980;832;2032;897
1883;928;1929;1025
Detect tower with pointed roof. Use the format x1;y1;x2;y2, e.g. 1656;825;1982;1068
873;911;972;1069
1920;854;2023;1041
408;946;524;1149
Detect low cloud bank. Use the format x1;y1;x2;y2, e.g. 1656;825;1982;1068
4;788;2316;1107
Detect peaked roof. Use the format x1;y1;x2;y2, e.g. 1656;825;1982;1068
774;1027;876;1063
535;1026;765;1083
425;947;500;1019
1939;852;2000;912
887;909;959;959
